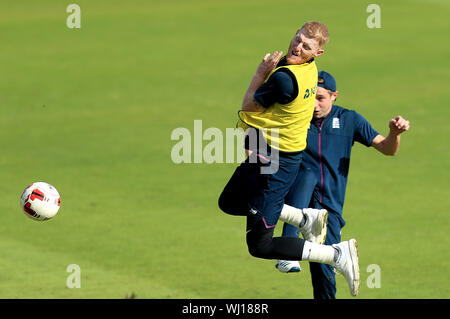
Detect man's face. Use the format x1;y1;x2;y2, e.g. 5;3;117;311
286;29;324;65
314;87;338;118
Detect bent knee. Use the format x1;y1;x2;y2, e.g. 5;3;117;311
247;245;268;259
218;191;235;215
246;234;272;259
218;190;249;216
218;191;228;213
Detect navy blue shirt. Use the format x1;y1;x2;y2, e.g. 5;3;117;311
254;68;297;107
301;105;379;227
253;57;302;107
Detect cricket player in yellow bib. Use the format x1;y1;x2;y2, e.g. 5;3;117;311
219;22;361;297
237;58;318;153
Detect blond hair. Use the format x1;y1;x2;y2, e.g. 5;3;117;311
301;21;329;48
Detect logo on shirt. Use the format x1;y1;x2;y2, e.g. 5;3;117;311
303;84;317;99
332;117;340;129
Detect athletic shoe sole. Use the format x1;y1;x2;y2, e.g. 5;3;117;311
315;210;328;245
275;261;301;273
348;238;360;296
278;266;301;273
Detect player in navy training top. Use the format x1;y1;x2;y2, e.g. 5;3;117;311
273;71;410;299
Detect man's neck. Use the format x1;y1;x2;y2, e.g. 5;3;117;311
277;56;314;67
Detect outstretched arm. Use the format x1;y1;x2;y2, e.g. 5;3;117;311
241;51;283;112
371;116;410;156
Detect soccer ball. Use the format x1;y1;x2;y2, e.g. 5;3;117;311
20;182;61;221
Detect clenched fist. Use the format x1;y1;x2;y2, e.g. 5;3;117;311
389;116;410;135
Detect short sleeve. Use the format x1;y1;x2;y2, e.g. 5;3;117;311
353;112;379;147
253;68;298;108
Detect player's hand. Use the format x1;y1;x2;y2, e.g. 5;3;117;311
389;116;410;135
254;51;284;81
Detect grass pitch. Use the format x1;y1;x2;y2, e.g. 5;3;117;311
0;0;449;298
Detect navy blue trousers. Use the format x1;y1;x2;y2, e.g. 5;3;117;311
282;167;342;299
219;151;307;260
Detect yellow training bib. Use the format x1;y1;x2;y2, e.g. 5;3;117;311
238;60;318;152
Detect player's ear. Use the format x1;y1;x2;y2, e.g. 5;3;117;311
314;49;324;57
331;91;339;102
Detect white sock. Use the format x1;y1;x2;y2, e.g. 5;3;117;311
302;241;336;265
279;204;304;227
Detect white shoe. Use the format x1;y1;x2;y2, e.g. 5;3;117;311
332;239;360;296
275;260;301;273
299;209;328;244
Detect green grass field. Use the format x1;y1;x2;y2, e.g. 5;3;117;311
1;0;449;299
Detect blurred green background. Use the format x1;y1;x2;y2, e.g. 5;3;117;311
0;0;449;298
